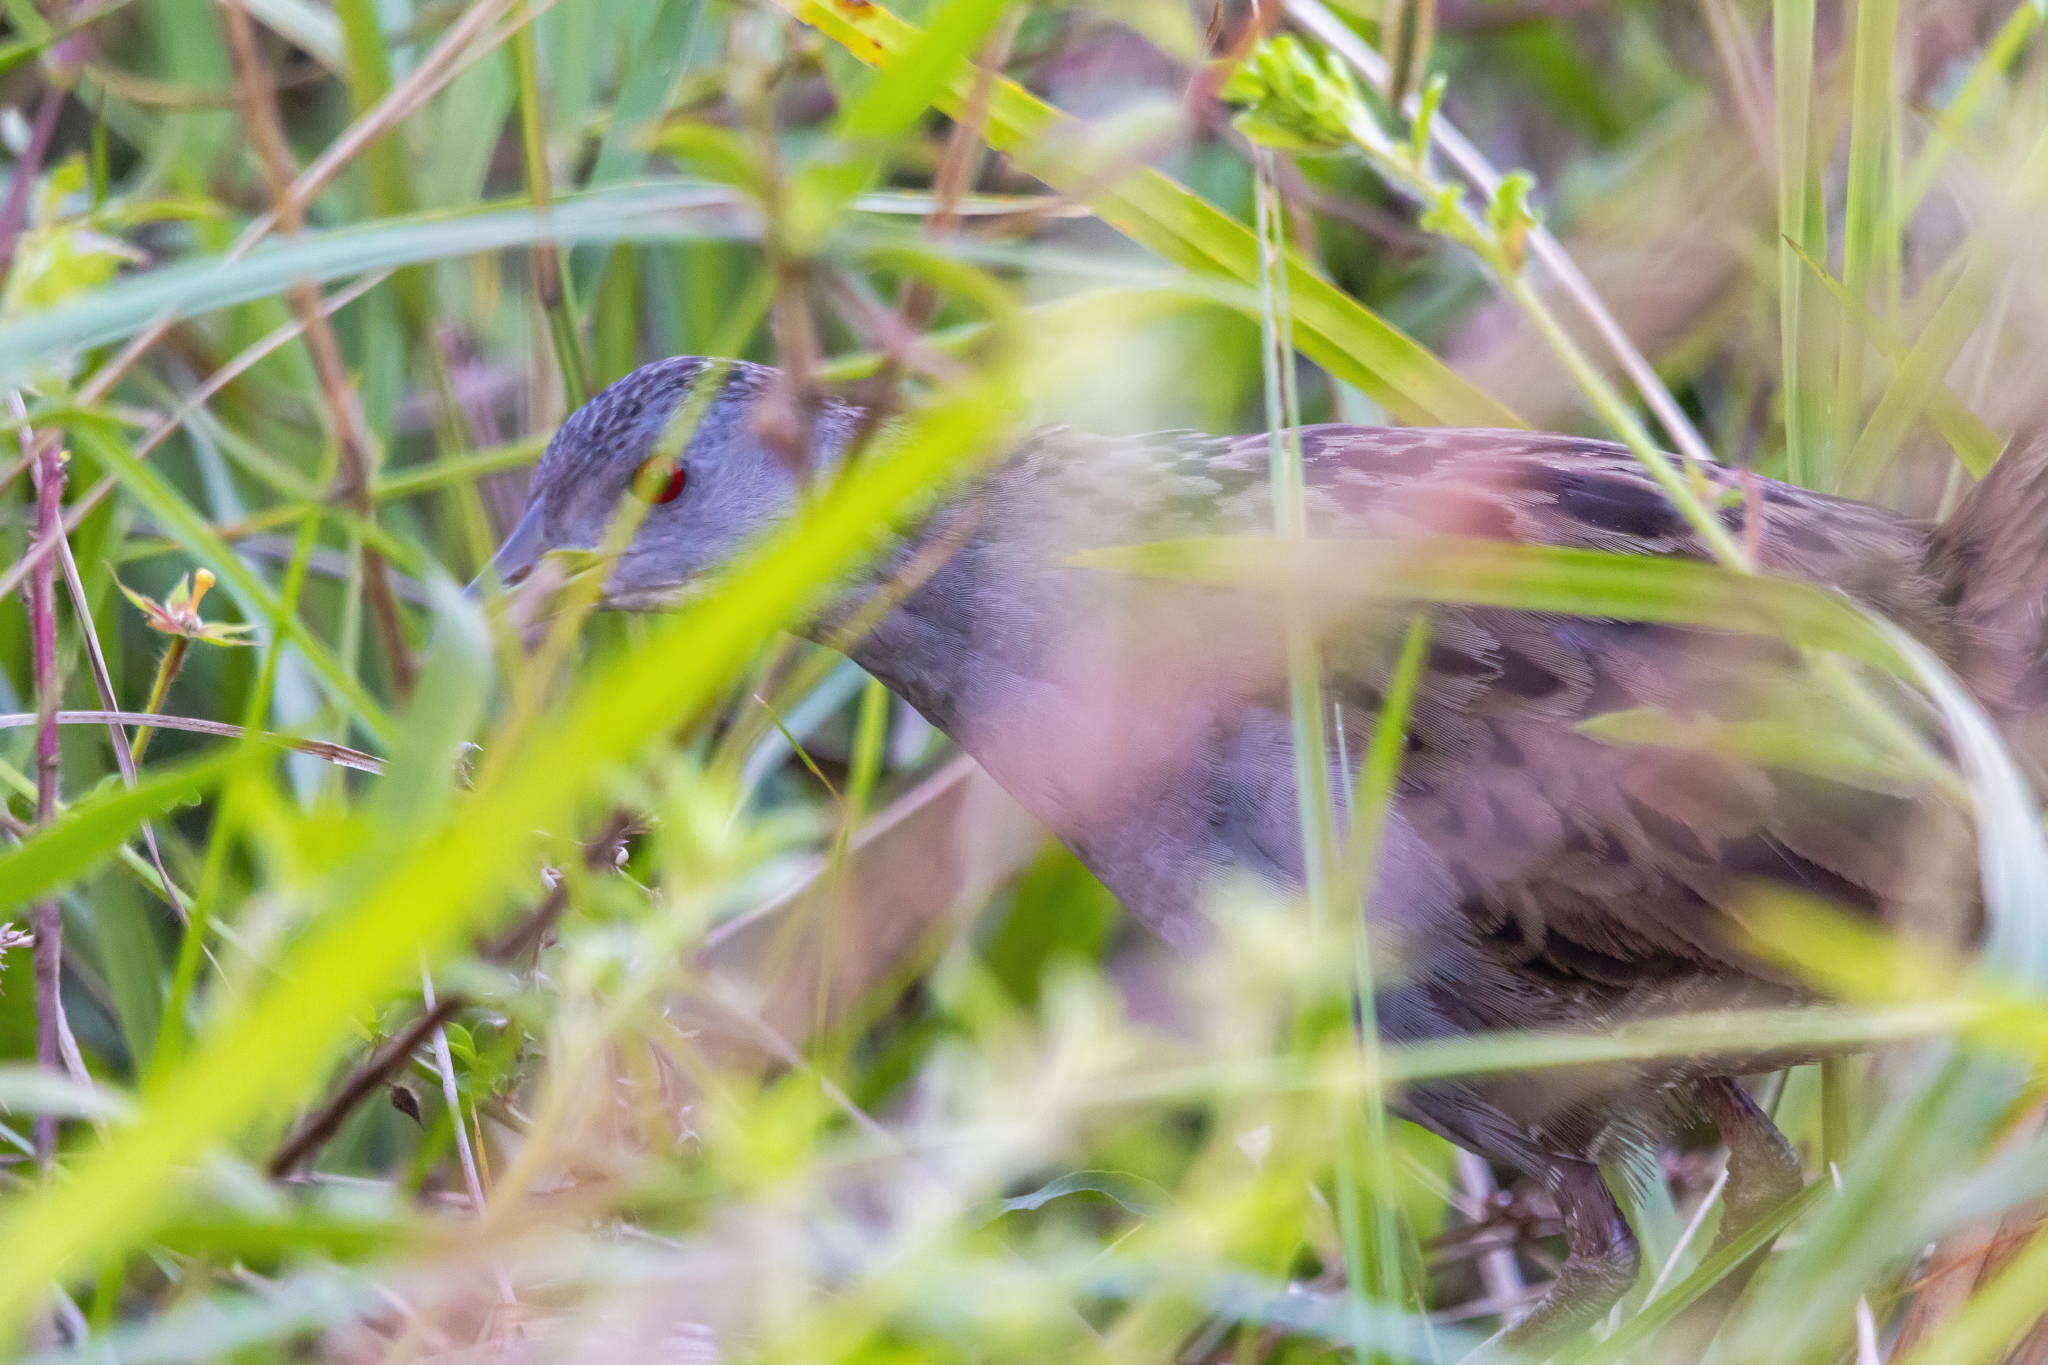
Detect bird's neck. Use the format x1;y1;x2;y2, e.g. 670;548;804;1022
803;487;1011;738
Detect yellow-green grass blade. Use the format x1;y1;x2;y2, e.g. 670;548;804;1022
833;0;1017;145
0;183;744;382
1897;2;2042;227
1843;120;2048;494
1071;536;1899;669
1575;1181;1832;1365
1577;706;1905;787
1100;1005;1981;1102
771;0;1519;429
1783;238;2001;476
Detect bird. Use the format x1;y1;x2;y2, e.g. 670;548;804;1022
478;355;2030;1344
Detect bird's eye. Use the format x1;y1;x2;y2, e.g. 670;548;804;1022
631;456;688;505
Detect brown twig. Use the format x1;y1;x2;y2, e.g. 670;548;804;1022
0;710;384;774
265;811;637;1178
474;881;571;973
0;87;65;283
841;11;1020;458
736;24;824;479
1893;1096;2048;1354
266;996;463;1179
216;0;418;695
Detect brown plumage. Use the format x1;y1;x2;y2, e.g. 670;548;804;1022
489;359;2040;1345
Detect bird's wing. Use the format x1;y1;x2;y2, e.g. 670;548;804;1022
1258;428;1971;987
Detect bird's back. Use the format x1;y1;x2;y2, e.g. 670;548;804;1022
994;423;1944;623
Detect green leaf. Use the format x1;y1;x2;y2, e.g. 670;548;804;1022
834;0;1016;145
0;749;235;918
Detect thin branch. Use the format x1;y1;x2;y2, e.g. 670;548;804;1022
736;20;824;479
0;710;383;774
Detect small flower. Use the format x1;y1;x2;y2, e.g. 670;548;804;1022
116;567;256;646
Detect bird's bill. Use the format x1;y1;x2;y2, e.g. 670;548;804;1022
465;500;547;599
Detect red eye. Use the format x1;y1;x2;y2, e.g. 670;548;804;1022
633;457;687;504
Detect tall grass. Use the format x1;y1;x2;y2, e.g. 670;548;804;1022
3;1;2048;1360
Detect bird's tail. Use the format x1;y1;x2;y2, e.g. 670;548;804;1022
1925;428;2048;762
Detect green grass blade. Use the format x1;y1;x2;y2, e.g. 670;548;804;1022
1835;0;1900;457
1069;536;1903;669
1774;0;1827;484
0;750;234;918
0;183;748;382
1783;238;2001;475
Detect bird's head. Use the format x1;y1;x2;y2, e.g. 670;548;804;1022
475;357;858;609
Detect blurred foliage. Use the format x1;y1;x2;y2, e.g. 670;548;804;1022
0;0;2047;1360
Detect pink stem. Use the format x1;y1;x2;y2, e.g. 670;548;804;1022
26;434;65;1165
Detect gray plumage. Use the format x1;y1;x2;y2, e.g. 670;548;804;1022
485;356;2026;1343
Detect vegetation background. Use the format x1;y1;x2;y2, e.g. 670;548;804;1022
3;0;2048;1359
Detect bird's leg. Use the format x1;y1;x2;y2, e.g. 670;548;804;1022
1649;1077;1808;1356
1697;1076;1804;1245
1490;1157;1640;1354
